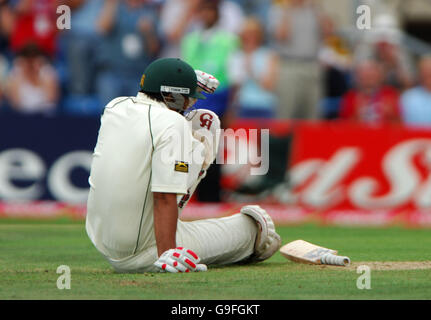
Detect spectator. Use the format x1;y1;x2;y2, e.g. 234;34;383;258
373;39;415;90
0;0;14;58
159;0;200;58
318;17;352;119
229;0;271;25
161;0;243;59
9;0;58;58
216;0;244;34
268;0;326;120
355;14;415;91
5;43;59;115
181;0;239;119
95;0;160;106
401;56;431;127
61;0;104;96
181;0;240;203
339;60;400;124
228;17;279;118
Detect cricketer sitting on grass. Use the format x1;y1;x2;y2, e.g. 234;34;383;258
85;58;281;273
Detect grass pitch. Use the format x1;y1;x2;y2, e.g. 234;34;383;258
0;218;430;300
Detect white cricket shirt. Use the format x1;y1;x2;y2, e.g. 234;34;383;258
86;93;193;260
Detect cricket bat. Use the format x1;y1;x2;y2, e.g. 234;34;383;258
280;240;351;266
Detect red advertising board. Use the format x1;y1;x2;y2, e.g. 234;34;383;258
291;122;431;209
288;121;431;226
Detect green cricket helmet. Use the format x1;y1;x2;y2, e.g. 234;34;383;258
140;58;206;100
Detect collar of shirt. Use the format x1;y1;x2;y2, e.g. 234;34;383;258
135;92;168;109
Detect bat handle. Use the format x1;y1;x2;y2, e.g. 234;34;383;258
321;253;351;266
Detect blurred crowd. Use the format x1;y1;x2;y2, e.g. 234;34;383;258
0;0;430;127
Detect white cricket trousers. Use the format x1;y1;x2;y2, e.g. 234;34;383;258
107;213;257;273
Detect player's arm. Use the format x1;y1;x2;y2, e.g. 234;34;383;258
259;52;279;91
153;192;207;273
183;70;221;171
185;109;221;171
273;10;290;42
153;192;178;257
151;118;207;273
97;0;118;34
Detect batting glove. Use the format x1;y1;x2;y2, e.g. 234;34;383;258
154;247;208;273
195;70;220;94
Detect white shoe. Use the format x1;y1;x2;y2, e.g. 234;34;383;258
240;205;281;262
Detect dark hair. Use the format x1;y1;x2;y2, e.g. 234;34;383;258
139;90;165;103
201;0;221;9
18;43;44;59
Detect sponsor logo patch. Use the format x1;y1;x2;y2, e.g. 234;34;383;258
160;86;190;94
175;161;189;173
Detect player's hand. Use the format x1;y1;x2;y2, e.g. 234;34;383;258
195;70;219;94
154;247;208;273
185;109;220;170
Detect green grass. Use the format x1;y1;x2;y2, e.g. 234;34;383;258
0;219;430;300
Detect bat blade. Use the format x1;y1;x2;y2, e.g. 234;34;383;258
280;240;347;265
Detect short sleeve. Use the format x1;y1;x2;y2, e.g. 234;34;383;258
151;117;191;194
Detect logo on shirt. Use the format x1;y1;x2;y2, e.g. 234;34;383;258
175;161;189;173
200;113;214;130
140;74;146;88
